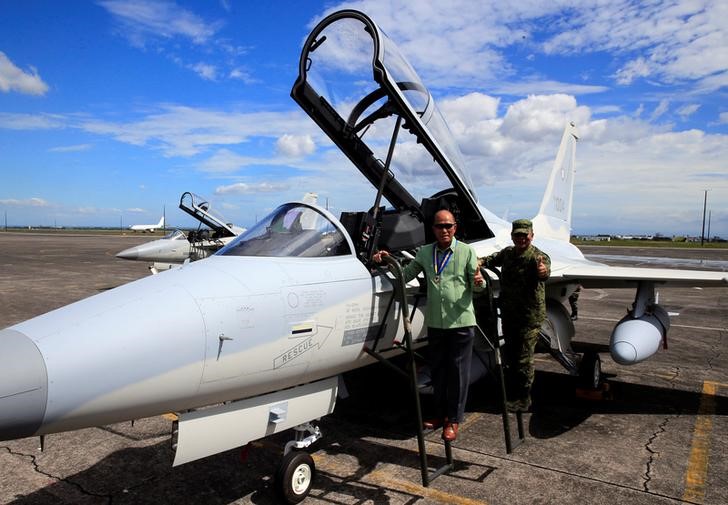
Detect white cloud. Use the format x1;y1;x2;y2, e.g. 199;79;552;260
440;93;499;123
81;105;319;157
569;126;728;235
198;144;322;174
276;134;316;158
500;94;591;141
438;93;503;159
323;1;727;95
0;112;64;130
189;62;218;81
99;0;220;46
0;197;50;207
693;70;728;93
98;0;243;84
314;1;520;88
0;52;49;96
418;85;728;235
541;0;728;91
493;80;608;96
215;182;289;195
677;103;700;119
591;105;622;115
229;67;255;83
49;144;92;153
200;148;257;173
614;57;652;85
649;99;670;122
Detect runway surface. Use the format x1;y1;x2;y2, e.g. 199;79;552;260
1;233;726;504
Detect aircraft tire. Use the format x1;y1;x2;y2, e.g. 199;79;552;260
579;352;602;389
276;450;315;504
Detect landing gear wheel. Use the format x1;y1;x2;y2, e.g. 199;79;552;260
276;451;315;504
579;352;602;389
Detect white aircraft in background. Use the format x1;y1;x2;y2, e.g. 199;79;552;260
117;192;246;274
0;10;725;503
128;215;164;232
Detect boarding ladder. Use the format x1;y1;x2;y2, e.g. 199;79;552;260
363;257;524;488
475;265;526;452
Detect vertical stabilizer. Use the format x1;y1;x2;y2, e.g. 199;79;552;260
532;122;578;241
157;216;165;228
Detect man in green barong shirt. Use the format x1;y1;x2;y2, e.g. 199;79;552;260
374;209;483;441
479;218;550;412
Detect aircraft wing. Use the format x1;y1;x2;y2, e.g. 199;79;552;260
551;261;728;289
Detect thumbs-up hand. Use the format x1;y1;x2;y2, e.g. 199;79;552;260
536;255;548;278
474;268;484;287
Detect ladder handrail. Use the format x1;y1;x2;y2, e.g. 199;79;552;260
362;255;453;486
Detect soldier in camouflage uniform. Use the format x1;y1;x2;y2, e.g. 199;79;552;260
479;219;550;412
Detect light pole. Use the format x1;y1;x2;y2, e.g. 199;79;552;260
707;210;711;243
700;190;708;246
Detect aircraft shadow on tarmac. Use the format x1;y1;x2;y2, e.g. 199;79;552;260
8;362;492;505
8;438;295;505
9;429;493;505
339;359;728;442
507;370;727;440
9;361;725;504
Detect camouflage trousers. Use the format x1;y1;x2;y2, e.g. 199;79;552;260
501;323;540;402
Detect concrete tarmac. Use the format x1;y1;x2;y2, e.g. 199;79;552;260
1;233;726;504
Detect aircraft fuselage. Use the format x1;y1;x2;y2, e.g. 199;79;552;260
0;250;420;441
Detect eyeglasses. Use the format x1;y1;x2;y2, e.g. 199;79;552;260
433;223;456;230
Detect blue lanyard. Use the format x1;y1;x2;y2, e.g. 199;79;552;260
433;239;455;277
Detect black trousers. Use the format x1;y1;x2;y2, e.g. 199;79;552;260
428;326;474;423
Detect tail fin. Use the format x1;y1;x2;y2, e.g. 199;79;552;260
532;122;578;241
157;216;165;227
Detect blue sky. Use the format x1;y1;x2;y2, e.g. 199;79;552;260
1;0;726;237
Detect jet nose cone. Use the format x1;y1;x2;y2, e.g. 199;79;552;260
116;245;140;260
0;329;48;441
611;341;637;365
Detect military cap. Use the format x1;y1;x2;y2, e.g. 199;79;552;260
511;218;533;234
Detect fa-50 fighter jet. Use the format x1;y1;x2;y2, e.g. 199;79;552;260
1;9;725;503
117;192;246;273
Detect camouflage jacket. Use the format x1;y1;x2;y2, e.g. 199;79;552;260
480;245;551;328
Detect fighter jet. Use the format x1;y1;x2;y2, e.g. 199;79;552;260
128;215;165;232
117;192;246;273
1;9;726;503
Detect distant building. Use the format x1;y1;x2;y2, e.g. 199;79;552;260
615;234;654;240
573;234;611;242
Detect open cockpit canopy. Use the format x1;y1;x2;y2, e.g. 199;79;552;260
179;192;239;239
291;9;493;254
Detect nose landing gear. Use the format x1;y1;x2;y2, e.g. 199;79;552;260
276;422;321;503
277;450;315;504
